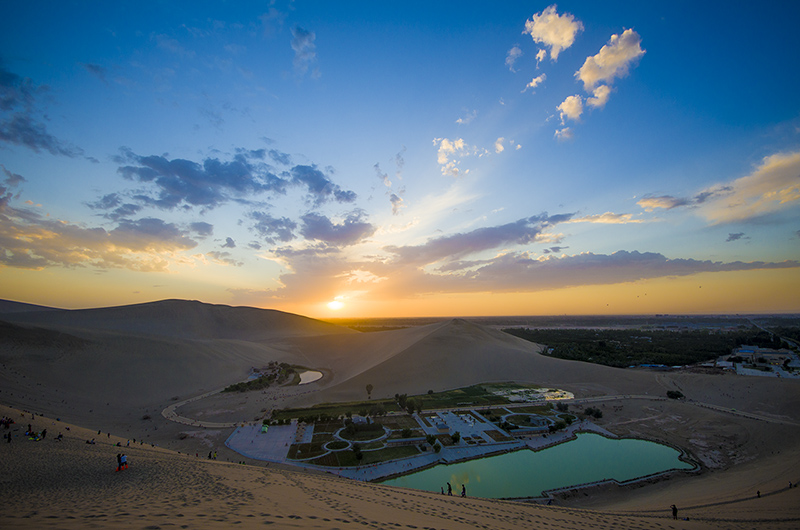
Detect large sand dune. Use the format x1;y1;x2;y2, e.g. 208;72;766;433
2;299;800;528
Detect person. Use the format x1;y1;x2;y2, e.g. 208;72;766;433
440;487;444;495
757;490;760;498
41;429;46;439
671;504;677;520
121;453;128;470
461;484;466;498
116;453;122;472
447;482;452;496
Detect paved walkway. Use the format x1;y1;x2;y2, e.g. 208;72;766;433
225;423;297;462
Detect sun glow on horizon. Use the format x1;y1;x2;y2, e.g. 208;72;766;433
327;300;345;311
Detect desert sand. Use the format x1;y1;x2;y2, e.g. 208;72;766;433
2;300;800;528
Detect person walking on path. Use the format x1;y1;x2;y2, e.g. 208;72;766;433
461;484;466;498
671;504;678;520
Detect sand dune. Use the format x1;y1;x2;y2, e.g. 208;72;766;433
3;404;798;530
2;299;800;528
2;298;354;341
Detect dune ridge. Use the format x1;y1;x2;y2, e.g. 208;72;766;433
2;299;800;528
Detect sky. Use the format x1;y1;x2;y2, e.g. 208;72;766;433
1;1;799;318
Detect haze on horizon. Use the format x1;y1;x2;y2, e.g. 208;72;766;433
1;2;799;319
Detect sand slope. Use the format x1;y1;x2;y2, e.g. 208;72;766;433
3;299;800;528
1;299;354;340
4;404;798;530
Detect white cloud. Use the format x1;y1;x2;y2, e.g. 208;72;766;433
587;85;612;108
522;73;547;93
557;95;583;123
433;137;467;177
576;28;645;91
554;127;574;141
523;5;584;61
495;137;505;153
456;109;477;125
536;49;547;65
505;46;523;72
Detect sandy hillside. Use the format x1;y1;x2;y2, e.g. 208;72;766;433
2;299;800;527
305;318;662;405
1;299;354;341
3;404;798;530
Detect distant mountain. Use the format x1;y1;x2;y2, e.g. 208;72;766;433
1;299;355;340
0;299;63;314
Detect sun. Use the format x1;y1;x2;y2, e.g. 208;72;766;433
327;300;345;311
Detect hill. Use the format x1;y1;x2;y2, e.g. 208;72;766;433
0;298;354;341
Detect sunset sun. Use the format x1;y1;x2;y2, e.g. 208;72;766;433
327;300;344;311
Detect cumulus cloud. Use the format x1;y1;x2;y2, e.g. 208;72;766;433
554;127;573;141
535;49;547;65
300;211;376;246
291;26;318;77
494;137;506;154
222;236;236;248
189;221;214;236
0;64;84;157
112;149;356;211
557;95;583;123
114;148;288;210
505;46;523;72
522;73;546;93
247;210;297;244
0;205;198;271
576;28;645;91
433;137;467;177
587;85;612;108
85;192;143;221
523;5;583;61
290;165;357;206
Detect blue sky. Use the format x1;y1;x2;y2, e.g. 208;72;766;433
1;1;799;317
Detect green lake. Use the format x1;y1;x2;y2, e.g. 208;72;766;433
380;432;694;498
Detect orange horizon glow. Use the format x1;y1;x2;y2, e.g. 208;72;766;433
2;267;798;319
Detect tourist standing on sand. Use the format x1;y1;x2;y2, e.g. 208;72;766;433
671;504;677;519
121;454;128;470
447;482;452;496
461;484;466;498
116;453;122;471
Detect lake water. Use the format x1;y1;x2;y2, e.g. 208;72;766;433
380;432;693;498
298;370;323;384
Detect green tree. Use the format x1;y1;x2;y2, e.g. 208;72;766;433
451;431;461;443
